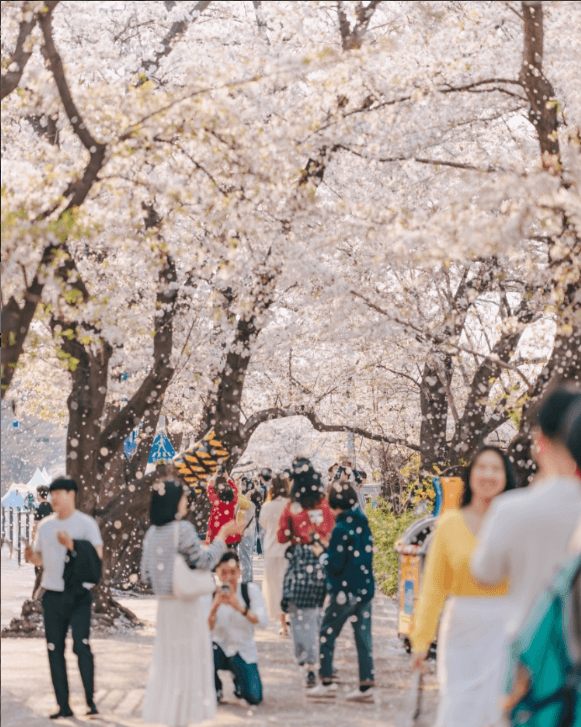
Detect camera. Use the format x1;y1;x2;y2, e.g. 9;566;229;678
220;583;231;593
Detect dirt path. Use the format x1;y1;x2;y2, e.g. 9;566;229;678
1;549;438;726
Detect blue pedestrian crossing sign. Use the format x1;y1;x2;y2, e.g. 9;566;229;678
148;432;175;464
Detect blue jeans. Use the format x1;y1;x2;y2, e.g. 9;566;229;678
239;530;254;583
213;643;263;705
319;594;374;686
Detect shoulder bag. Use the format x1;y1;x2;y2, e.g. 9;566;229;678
172;522;216;600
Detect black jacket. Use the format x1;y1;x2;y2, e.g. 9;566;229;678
63;540;102;594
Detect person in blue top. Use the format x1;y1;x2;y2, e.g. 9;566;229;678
308;482;375;702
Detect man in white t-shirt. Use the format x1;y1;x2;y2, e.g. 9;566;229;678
471;388;581;634
208;550;268;705
25;477;103;720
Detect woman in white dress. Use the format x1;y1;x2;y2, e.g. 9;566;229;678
411;447;517;727
258;473;291;635
141;479;242;727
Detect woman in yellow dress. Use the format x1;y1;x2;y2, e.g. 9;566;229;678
411;446;516;727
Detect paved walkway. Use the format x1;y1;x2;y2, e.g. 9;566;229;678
1;549;438;726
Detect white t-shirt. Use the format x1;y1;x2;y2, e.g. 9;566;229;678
258;497;290;558
471;475;581;633
33;510;103;592
209;582;268;664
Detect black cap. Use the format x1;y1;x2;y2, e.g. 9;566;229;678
49;477;78;493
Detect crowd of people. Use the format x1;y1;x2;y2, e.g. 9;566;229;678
23;384;581;727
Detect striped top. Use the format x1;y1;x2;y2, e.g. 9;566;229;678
141;519;226;596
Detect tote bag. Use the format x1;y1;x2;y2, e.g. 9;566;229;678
172;522;215;600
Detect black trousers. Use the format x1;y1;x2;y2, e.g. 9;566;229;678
42;589;94;710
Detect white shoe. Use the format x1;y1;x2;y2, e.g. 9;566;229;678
345;687;375;702
306;683;337;698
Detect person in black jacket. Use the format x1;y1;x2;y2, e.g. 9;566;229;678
31;485;53;597
308;482;376;702
25;477;103;720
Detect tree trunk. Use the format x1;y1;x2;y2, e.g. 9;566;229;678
508;322;581;486
418;359;451;476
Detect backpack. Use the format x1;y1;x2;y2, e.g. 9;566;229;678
508;554;581;727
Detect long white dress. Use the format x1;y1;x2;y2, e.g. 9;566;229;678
140;521;225;727
142;598;216;726
258;497;289;619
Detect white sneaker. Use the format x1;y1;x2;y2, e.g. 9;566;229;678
345;687;375;702
306;683;338;698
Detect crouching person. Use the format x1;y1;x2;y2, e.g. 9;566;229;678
209;550;268;705
309;482;376;702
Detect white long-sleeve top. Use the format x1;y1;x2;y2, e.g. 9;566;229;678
210;582;268;663
471;475;581;633
258;497;290;558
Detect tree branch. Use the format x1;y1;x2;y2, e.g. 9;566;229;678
38;6;106;212
337;0;382;51
239;406;421;452
140;1;212;80
351;289;535;390
99;248;178;457
335;144;504;173
1;1;41;100
252;1;270;44
519;1;560;170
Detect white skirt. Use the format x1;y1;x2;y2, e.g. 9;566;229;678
262;556;287;620
143;598;216;727
436;596;509;727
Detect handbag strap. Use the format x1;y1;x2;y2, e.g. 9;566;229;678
173;520;180;551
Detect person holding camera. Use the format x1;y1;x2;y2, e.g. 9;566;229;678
209;550;268;705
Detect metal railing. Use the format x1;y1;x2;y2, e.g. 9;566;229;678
1;508;35;566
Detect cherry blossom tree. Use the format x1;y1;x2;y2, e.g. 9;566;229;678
2;1;579;633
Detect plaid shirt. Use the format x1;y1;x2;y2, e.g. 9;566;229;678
281;543;327;611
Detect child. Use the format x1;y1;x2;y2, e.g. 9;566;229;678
308;482;375;702
206;474;241;546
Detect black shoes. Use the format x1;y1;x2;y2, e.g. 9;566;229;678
86;701;99;716
306;670;317;688
50;707;73;719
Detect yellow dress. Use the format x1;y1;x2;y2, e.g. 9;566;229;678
410;509;508;653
